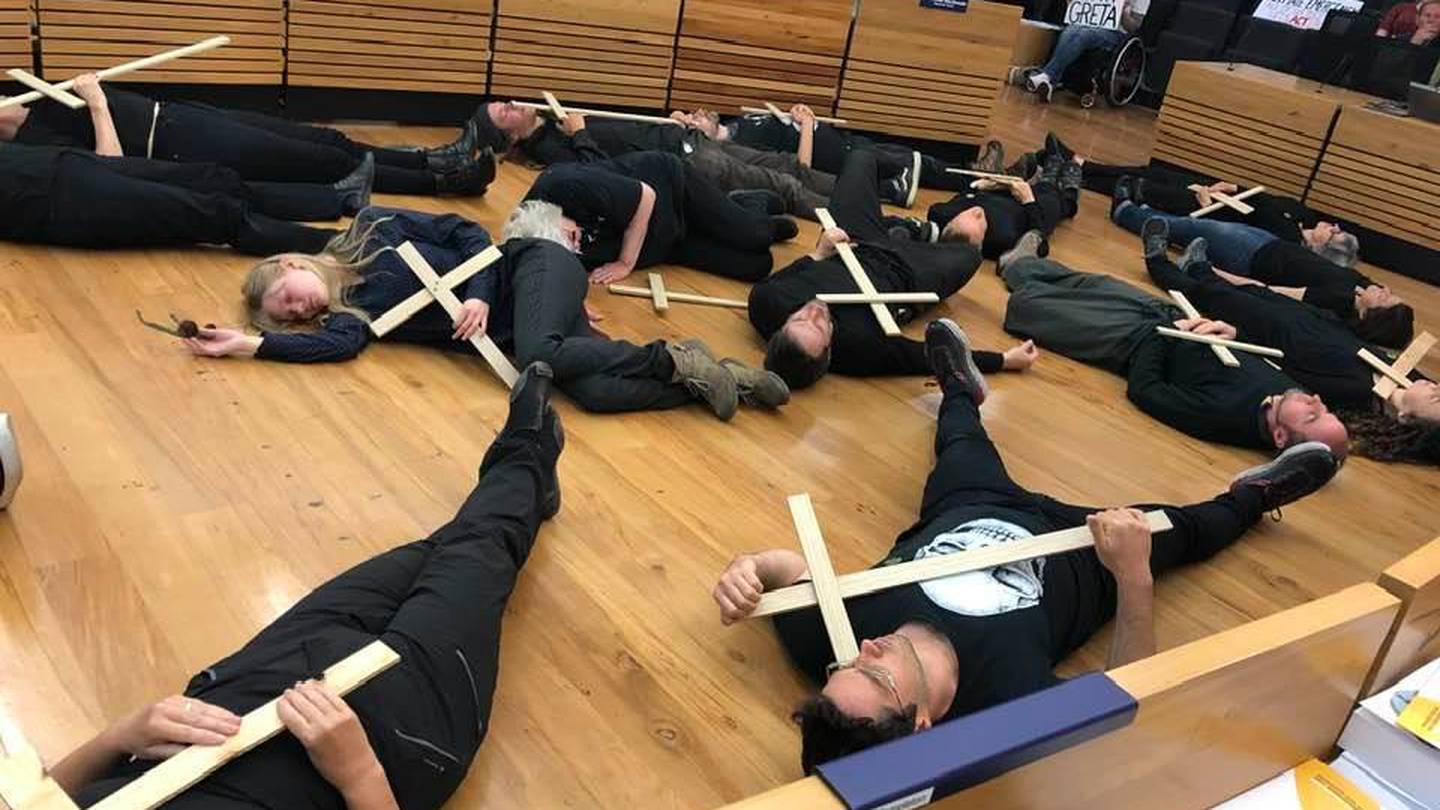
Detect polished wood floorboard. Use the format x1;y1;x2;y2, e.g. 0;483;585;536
0;90;1435;808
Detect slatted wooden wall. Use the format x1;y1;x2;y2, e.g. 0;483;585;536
671;0;851;115
288;0;491;94
491;0;678;109
839;0;1020;143
36;0;283;85
0;0;29;72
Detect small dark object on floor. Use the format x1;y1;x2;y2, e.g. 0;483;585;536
135;310;210;338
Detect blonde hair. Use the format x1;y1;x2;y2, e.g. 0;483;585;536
241;209;393;332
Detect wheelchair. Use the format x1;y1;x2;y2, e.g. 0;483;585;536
1057;34;1147;108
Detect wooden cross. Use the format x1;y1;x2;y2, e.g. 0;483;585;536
515;96;681;126
1167;289;1239;367
749;506;1174;625
743;103;847;126
541;91;568;122
607;275;748;311
784;494;860;663
814;208;904;337
0;641;399;810
1358;331;1436;399
370;242;520;389
1187;184;1254;216
945;167;1024;183
0;37;230;111
1155;327;1284;359
1190;185;1266;219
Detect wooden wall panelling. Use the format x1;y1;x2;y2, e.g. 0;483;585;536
1152;62;1370;198
718;584;1400;810
288;0;492;95
838;0;1021;144
36;0;282;85
491;0;679;109
1307;106;1440;252
0;0;31;72
671;0;852;115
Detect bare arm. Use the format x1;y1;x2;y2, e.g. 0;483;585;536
1088;509;1158;669
48;732;129;794
618;181;655;270
72;74;123;157
49;696;243;794
713;549;809;624
791;104;816;168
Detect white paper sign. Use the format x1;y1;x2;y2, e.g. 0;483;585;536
1064;0;1124;29
1253;0;1362;30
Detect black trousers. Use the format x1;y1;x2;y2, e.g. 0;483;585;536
668;169;776;282
916;388;1265;662
507;242;691;412
179;417;559;809
154;102;439;194
45;153;338;256
813;129;971;192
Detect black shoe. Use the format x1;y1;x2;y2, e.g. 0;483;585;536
434;153;496;196
1141;217;1170;259
1229;441;1339;514
537;404;564;520
972;140;1006;174
506;361;555;435
882;163;917;208
1038;155;1064;187
1058;161;1082;194
1176;237;1208;271
1044;132;1075;162
884;215;937;243
925;319;988;407
1034;76;1054;104
333;152;374;216
1111;175;1140;219
768;215;799;243
425;119;479;173
1005;152;1038;182
729;188;785;216
998;230;1046;272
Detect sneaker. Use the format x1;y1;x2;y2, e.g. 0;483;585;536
333;152;374;216
882;165;916;208
1007;66;1029;86
1030;75;1054;103
667;339;739;421
924;319;989;407
885;216;938;244
729;188;785;216
906;150;921;207
1141;217;1170;259
1229;441;1339;513
998;230;1046;272
1005;152;1039;182
0;412;20;510
769;215;799;243
1176;237;1208;272
972;139;1006;174
1111;175;1141;219
721;358;791;408
1044;132;1075;162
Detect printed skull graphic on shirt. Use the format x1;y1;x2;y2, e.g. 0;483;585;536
913;518;1042;616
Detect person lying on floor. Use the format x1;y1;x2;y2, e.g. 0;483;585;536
474;100;834;219
51;362;563;809
523;150;796;284
998;231;1348;456
0;142;345;255
0;73;494;195
1113;192;1413;349
711;319;1339;772
749;150;1034;389
184;205;788;421
1143;221;1439;465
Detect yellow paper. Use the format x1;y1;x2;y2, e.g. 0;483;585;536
1293;759;1378;810
1397;695;1440;747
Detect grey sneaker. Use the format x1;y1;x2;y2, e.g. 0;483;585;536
1141;217;1170;259
1230;441;1339;513
721;358;790;409
1177;237;1208;271
924;319;989;407
668;339;739;421
999;229;1046;272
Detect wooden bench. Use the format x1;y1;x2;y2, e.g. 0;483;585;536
0;0;30;72
1361;535;1440;700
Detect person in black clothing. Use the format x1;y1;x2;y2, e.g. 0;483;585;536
523;150;795;284
473;100;837;219
711;320;1340;772
748;150;1034;389
0;73;494;195
51;363;564;809
0;143;340;256
999;245;1350;455
185;206;789;420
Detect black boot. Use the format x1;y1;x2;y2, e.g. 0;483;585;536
769;215;799;242
1039;155;1065;187
434;153;496;197
729;188;785;216
1044;132;1075;163
1058;160;1083;195
425;120;479;173
333;152;374;216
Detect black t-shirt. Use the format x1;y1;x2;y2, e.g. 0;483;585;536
13;86;156;156
524;151;685;269
927;191;1047;260
773;506;1062;722
0;143;60;238
1250;241;1369;322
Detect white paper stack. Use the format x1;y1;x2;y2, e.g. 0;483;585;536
1336;657;1440;809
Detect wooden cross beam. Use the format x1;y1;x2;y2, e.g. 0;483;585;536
815;208;903;337
0;641;399;810
541;91;568;122
742;104;848;125
514;98;680;126
4;70;84;109
1155;326;1284;358
945;167;1024;183
786;494;860;663
606;282;747;310
1360;331;1435;398
1167;289;1239;367
1187;184;1254;215
816;293;940;305
371;242;520;389
749;510;1174;620
0;37;230;110
1190;185;1266;219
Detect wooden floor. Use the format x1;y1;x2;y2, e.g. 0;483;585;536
0;89;1436;809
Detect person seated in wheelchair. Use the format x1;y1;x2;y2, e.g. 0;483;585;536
1024;0;1150;105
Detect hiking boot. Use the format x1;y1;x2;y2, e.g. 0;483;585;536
972;140;1006;174
1229;441;1339;513
999;229;1047;272
435;153;496;196
425;119;479;172
925;319;988;407
1176;237;1208;272
721;358;791;408
1005;152;1039;182
668;340;739;421
1141;217;1170;259
1111;175;1144;219
333;152;374;216
1058;160;1083;194
729;188;785;216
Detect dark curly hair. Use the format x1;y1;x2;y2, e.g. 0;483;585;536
1352;303;1415;350
764;329;832;390
1336;405;1440;465
794;695;918;774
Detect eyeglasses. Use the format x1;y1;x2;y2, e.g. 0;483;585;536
826;659;905;712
